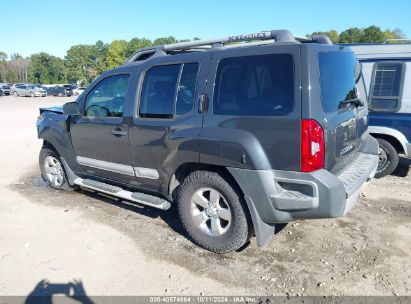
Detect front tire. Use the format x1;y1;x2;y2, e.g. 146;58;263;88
39;148;71;190
30;92;35;98
176;170;251;253
375;138;399;178
13;91;18;96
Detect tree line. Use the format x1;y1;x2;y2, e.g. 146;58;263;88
0;26;406;86
308;26;406;44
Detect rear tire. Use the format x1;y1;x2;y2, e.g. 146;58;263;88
30;92;34;98
39;148;71;190
375;138;399;178
176;170;251;253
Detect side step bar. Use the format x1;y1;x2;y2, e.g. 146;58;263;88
73;178;171;210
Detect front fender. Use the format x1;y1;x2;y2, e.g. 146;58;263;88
37;112;81;173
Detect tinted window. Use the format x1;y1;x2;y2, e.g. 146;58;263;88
370;62;403;111
84;74;129;118
213;54;294;116
140;65;180;119
176;63;199;115
139;63;199;118
319;52;358;113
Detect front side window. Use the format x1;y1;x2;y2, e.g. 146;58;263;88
139;63;199;118
318;52;358;113
84;74;130;118
369;62;404;112
213;54;294;116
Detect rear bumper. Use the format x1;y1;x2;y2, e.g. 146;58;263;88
228;135;379;225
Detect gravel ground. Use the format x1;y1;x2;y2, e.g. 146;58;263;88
0;96;410;297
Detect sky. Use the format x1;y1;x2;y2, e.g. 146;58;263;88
1;0;410;58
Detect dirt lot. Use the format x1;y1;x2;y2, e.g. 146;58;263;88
0;95;410;297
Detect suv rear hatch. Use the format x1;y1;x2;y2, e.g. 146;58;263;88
302;45;368;174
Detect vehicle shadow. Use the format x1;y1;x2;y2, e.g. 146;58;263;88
76;188;287;249
391;156;411;177
25;279;94;304
77;188;186;235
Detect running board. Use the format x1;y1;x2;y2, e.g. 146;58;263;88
73;178;171;210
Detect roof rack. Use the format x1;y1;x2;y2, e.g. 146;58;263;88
125;29;332;63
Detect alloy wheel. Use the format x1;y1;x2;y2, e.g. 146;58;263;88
190;188;232;236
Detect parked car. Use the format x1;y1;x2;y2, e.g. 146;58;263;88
33;84;49;91
0;84;11;95
47;86;73;97
12;84;46;97
0;88;3;96
37;29;379;253
349;43;411;178
72;87;86;96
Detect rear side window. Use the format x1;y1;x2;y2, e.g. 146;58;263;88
213;54;294;116
176;63;199;115
318;52;358;113
369;62;404;112
139;63;199;118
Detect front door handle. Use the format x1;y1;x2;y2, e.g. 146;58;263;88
111;128;127;136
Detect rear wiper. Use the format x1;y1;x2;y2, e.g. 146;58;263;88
339;98;364;108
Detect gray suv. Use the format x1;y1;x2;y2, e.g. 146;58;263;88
36;30;379;253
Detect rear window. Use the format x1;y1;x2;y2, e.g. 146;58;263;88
213;54;294;116
318;52;358;113
139;63;199;119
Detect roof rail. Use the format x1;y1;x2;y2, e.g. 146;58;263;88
125;30;332;63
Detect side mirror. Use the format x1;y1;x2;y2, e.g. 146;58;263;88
63;102;80;116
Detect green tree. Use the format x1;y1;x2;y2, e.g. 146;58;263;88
0;51;7;82
94;40;109;74
383;28;406;42
106;40;129;69
65;43;104;85
126;38;152;58
311;26;406;44
338;27;364;43
153;36;177;46
362;26;384;43
309;30;339;43
29;52;67;84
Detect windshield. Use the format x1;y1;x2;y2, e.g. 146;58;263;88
318;51;358;112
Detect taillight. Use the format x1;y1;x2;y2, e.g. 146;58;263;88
301;119;324;172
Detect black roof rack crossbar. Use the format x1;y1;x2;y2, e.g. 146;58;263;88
125;30;332;63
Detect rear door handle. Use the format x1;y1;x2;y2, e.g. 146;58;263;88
111;129;127;136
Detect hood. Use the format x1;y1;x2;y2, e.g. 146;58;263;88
39;106;64;114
